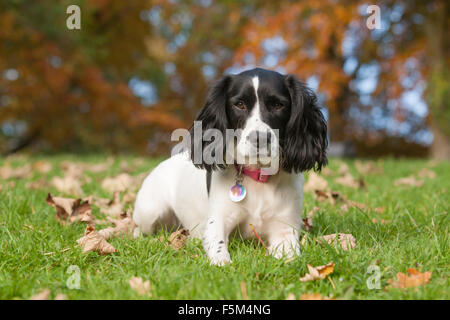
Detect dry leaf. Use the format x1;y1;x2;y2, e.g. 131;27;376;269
387;268;432;289
30;289;50;300
303;207;320;232
304;172;329;192
299;293;332;300
337;163;350;176
129;276;152;296
299;262;335;282
94;192;124;217
51;175;83;195
335;173;365;189
168;228;190;250
77;225;117;255
285;293;297;300
32;161;52;174
394;176;424;187
374;207;386;214
371;218;391;224
314;190;345;205
54;293;67;300
0;164;32;179
46;193;92;224
240;281;248;300
355;160;383;175
319;233;356;250
101;173;135;193
98;213;136;239
417;168;436;179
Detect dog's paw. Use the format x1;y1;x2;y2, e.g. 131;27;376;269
268;242;300;259
209;252;232;266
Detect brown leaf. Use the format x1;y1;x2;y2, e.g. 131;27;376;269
168;228;190;250
335;173;365;189
355;160;383;175
101;173;135;193
304;172;329;193
76;225;117;255
319;233;356;250
46;193;92;224
98;213;136;239
394;176;424;187
51;175;83;196
32;161;52;174
387;268;432;289
94;192;124;217
30;289;50;300
299;293;333;300
417;168;436;179
303;207;320;232
0;163;32;179
299;262;335;282
240;281;249;300
129;276;152;296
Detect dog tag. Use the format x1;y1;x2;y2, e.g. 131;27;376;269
229;183;246;202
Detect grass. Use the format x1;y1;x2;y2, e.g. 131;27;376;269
0;154;448;300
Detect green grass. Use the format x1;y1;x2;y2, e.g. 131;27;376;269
0;154;448;300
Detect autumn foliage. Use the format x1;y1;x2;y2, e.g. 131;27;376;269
0;0;448;157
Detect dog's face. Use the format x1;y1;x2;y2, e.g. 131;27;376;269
190;68;328;173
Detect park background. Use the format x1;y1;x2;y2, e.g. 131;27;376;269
0;0;449;160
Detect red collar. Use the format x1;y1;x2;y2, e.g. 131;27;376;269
234;164;272;183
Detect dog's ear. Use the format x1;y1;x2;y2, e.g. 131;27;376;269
189;75;231;171
282;74;328;172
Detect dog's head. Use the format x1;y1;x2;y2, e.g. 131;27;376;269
189;68;328;173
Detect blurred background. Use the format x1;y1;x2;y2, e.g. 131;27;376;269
0;0;448;159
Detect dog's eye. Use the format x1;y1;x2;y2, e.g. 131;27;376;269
274;103;284;111
233;101;246;110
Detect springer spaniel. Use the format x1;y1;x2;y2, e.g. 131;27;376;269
133;68;328;266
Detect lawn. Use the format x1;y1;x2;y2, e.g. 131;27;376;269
0;154;448;300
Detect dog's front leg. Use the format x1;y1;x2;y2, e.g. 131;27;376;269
265;217;301;259
202;204;239;266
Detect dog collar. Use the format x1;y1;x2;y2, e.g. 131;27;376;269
234;164;270;183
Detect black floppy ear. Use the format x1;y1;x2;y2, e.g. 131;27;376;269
189;75;231;171
282;74;328;173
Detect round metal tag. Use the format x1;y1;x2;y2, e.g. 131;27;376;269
229;183;246;202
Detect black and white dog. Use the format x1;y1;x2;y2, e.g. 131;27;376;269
133;68;328;265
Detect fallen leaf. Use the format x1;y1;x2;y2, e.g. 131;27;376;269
304;172;329;193
417;168;436;179
30;289;50;300
98;213;136;239
94;192;124;217
337;163;350;176
355;160;383;175
32;161;52;174
299;293;331;300
101;173;135;193
129;276;152;296
371;218;391;224
285;293;297;300
394;176;424;187
51;175;83;195
374;207;386;214
77;225;117;255
0;164;32;179
319;233;356;250
387;268;432;289
54;293;67;300
240;281;248;300
299;262;335;282
46;193;92;224
168;228;190;250
314;190;346;205
303;207;320;232
335;173;365;189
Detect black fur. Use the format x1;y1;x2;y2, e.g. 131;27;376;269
189;68;328;173
282;74;328;172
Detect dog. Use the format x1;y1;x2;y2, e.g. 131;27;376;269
133;68;328;266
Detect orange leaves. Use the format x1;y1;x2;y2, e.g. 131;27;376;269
387;269;432;290
299;262;335;282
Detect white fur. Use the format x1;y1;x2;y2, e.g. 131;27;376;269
133;152;303;266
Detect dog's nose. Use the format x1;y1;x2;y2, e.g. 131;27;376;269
247;130;272;149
